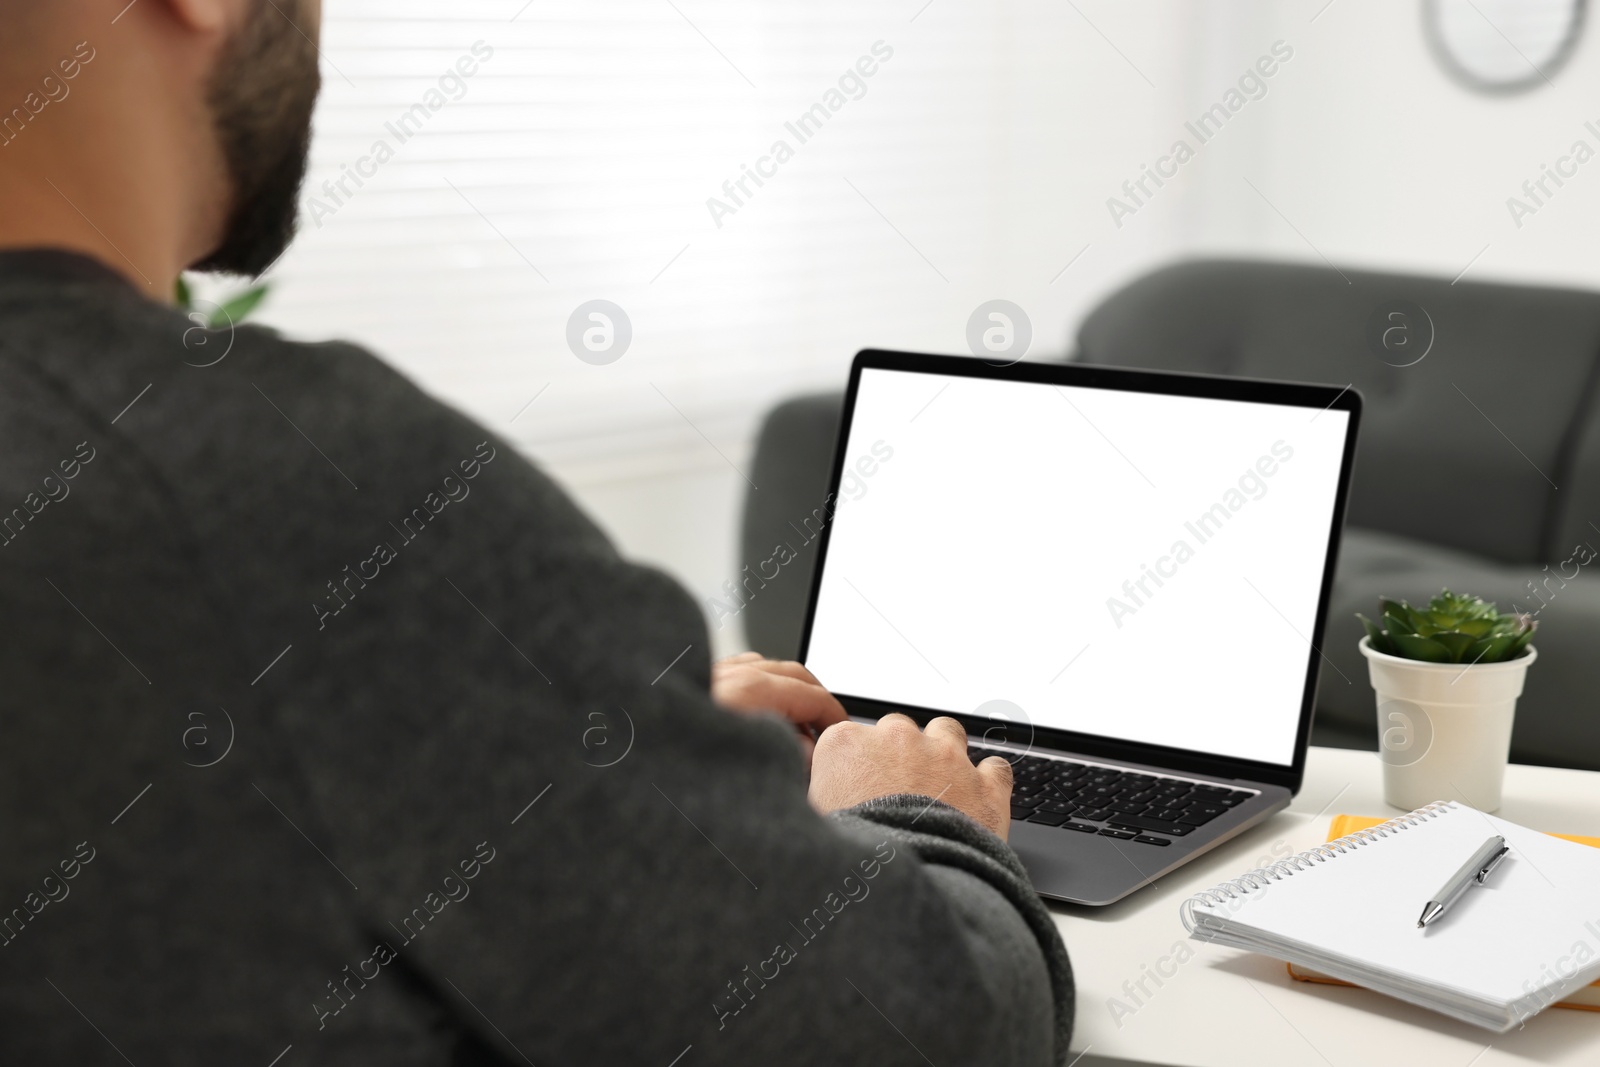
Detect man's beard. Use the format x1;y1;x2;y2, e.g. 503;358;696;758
192;0;322;276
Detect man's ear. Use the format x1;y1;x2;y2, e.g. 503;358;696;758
159;0;234;34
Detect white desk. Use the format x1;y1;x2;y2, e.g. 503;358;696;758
1053;745;1600;1067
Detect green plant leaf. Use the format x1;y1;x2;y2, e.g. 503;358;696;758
208;284;269;329
1389;633;1454;662
1383;610;1416;637
1430;631;1477;662
1508;627;1536;657
1465;634;1517;664
174;274;192;309
1378;597;1406;619
1356;613;1395;655
1455;617;1496;638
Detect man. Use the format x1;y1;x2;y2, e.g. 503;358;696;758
0;2;1072;1063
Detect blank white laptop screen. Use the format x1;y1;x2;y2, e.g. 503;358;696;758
803;366;1353;768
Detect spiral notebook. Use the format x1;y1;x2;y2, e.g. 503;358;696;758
1286;814;1600;1013
1180;801;1600;1031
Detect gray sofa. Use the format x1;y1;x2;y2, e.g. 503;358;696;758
739;259;1600;771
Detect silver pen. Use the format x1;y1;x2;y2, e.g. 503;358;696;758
1417;835;1510;928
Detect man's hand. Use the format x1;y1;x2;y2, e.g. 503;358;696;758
808;714;1013;839
711;653;848;765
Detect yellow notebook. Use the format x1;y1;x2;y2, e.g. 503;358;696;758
1286;814;1600;1013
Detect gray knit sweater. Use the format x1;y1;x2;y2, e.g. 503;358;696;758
0;250;1072;1065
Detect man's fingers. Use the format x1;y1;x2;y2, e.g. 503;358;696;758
809;713;1011;839
711;657;849;731
721;670;848;729
976;756;1014;839
876;712;920;732
976;754;1014;795
924;716;968;749
760;674;847;728
743;658;827;687
816;718;858;743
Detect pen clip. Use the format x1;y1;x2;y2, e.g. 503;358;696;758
1476;844;1510;884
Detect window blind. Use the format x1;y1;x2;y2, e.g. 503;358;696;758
255;0;1191;487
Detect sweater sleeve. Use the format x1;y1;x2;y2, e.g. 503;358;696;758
833;796;1075;1062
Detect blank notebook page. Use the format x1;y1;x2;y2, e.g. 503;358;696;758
1189;802;1600;1006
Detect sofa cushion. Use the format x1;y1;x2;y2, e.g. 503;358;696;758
739;391;845;658
1547;389;1600;563
1075;259;1600;567
1319;526;1600;771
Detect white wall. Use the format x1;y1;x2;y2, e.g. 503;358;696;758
1169;0;1600;285
236;1;1600;657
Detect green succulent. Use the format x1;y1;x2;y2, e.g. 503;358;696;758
1358;589;1535;665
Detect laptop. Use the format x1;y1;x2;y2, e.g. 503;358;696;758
797;350;1362;905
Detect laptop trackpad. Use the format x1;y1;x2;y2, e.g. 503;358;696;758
1009;819;1177;907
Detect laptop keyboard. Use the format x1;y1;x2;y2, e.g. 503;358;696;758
968;746;1255;846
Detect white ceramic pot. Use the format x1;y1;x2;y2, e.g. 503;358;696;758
1359;636;1536;812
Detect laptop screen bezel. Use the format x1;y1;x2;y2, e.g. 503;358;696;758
795;349;1363;794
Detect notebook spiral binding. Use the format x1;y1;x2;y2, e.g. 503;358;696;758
1179;800;1458;933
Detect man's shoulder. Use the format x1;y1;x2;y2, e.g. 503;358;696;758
1;277;468;474
195;319;468;444
88;303;528;505
1;282;611;588
2;276;465;446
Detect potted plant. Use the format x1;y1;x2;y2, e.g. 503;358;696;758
1357;590;1536;812
175;274;270;327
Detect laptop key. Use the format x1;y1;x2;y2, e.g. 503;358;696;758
1038;800;1077;815
1011;804;1037;819
1107;813;1193;836
1012;793;1044;808
1099;828;1138;840
1133;835;1171;846
1178;804;1227;825
1218;791;1251;806
1026;810;1070;826
1061;822;1100;833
